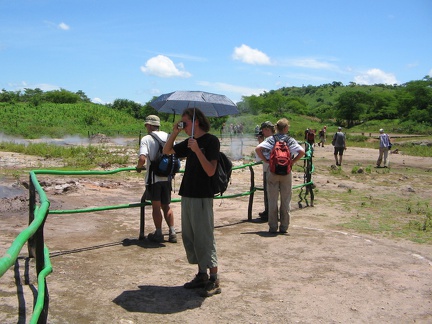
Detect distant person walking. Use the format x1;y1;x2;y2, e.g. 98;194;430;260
220;123;226;142
332;127;346;166
306;129;316;148
318;126;327;147
376;128;391;168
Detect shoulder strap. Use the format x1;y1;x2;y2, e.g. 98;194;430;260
274;134;289;143
147;133;167;185
149;133;165;154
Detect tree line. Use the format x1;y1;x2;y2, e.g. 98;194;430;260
2;76;431;130
238;76;432;128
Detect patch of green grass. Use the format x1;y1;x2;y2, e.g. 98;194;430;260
336;194;432;244
351;165;372;174
396;142;432;157
344;136;432;158
0;141;132;169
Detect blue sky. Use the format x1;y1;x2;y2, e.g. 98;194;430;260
1;0;431;105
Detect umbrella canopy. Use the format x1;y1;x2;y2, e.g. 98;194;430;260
150;91;238;117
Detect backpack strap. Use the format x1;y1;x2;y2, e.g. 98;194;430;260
148;133;166;186
149;133;165;155
274;134;289;143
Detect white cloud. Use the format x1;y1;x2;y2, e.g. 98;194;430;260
140;55;192;78
9;82;60;92
58;22;70;30
164;53;207;62
406;62;418;69
428;68;432;77
232;44;271;65
44;20;70;30
354;68;398;85
197;81;267;98
287;58;336;70
92;97;105;104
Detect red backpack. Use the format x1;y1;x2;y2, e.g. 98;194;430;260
269;135;292;175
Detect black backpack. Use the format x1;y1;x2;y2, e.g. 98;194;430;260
211;152;233;196
149;133;180;178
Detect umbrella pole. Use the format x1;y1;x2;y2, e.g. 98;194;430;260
191;108;195;138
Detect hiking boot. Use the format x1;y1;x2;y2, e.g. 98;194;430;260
168;232;177;243
259;211;268;221
184;273;209;289
147;232;164;243
200;279;221;297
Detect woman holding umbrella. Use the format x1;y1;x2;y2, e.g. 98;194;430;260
163;107;221;298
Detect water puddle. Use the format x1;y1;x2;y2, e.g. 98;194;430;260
0;184;26;199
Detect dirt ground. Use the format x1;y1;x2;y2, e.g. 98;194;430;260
1;136;432;323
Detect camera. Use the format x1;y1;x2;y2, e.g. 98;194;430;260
177;121;185;129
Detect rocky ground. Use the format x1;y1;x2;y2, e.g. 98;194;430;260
1;135;432;323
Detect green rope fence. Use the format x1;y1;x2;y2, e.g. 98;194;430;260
0;143;314;323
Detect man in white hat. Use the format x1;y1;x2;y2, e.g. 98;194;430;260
136;115;177;243
376;129;391;168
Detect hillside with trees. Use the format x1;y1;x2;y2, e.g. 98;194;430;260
237;76;432;134
0;76;431;138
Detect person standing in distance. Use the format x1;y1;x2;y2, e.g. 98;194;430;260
136;115;177;244
163;108;221;298
332;126;346;166
376;128;391;168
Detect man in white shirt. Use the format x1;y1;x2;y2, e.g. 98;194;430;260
136;115;177;243
376;128;391;168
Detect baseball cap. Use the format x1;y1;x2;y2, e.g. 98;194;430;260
379;128;384;133
338;126;342;130
145;115;160;127
260;121;274;129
